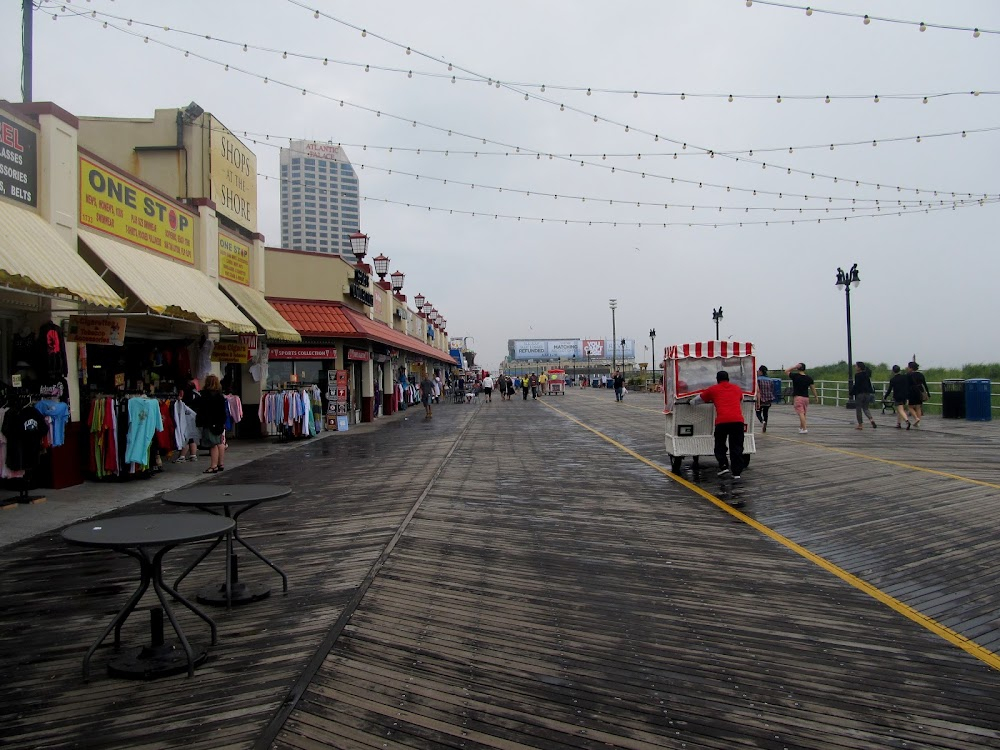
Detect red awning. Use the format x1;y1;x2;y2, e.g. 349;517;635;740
268;298;456;364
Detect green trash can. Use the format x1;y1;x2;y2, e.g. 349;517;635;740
941;379;966;419
965;379;992;421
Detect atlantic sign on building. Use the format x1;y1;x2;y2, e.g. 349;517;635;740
509;339;636;361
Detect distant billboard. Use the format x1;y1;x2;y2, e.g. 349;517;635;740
509;338;635;360
509;339;581;361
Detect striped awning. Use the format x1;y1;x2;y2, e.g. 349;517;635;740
219;280;301;342
0;201;124;309
667;341;754;359
79;229;256;333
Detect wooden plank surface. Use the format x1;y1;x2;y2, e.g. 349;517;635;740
1;391;999;749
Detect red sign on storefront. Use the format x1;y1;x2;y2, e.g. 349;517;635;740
269;347;336;360
346;348;370;361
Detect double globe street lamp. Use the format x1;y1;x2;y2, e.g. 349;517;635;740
712;307;724;339
836;263;861;409
609;299;618;372
649;328;656;385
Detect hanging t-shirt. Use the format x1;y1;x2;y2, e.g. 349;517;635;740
35;400;69;447
124;397;163;466
1;405;49;471
35;321;69;380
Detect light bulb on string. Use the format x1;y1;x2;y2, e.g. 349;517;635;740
560;104;565;111
365;64;369;72
919;22;926;32
633;91;638;98
874;95;879;103
922;96;928;104
805;7;812;15
242;43;247;51
451;76;455;83
323;58;328;65
825;95;830;103
863;15;870;25
406;47;411;54
314;10;319;18
776;95;782;103
594;115;598;122
361;29;366;37
728;94;733;102
680;93;685;100
974;28;980;38
408;71;413;78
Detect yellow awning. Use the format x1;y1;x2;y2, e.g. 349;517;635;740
79;229;256;333
0;201;124;309
219;280;301;342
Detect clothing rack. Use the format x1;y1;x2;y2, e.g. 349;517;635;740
1;394;47;505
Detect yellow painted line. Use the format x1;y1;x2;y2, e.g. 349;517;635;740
541;398;1000;673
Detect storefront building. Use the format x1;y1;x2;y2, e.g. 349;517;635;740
265;246;456;427
0;100;301;490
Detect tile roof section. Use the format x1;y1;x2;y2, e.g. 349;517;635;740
268;299;455;363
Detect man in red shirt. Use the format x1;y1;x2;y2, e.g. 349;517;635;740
693;370;747;480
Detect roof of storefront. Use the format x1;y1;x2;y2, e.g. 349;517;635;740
79;229;256;333
268;298;457;364
219;280;301;343
0;201;125;309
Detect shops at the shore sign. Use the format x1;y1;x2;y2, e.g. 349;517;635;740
79;157;195;264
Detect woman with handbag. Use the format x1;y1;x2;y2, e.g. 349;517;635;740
907;361;929;428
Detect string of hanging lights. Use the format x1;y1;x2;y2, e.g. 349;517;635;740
352;192;996;229
53;1;994;104
54;6;997;203
242;134;993;211
742;0;997;37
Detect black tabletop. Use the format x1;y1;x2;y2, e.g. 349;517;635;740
160;484;292;509
62;514;235;549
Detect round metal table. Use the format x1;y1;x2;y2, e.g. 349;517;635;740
62;513;235;681
160;484;291;607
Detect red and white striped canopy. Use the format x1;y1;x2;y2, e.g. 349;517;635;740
666;341;754;359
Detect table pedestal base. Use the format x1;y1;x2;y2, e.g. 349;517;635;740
108;642;208;679
197;580;270;606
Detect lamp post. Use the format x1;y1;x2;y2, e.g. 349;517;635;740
835;263;861;409
620;338;626;374
572;353;577;384
390;270;405;295
649;328;656;385
609;299;618;373
586;350;591;382
712;307;723;339
348;231;369;265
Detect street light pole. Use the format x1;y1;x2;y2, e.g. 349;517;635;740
609;299;618;373
835;264;861;409
649;328;656;386
712;307;724;339
620;338;626;374
572;354;577;385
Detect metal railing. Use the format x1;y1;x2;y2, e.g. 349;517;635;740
780;379;999;417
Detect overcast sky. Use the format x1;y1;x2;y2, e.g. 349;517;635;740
3;1;999;372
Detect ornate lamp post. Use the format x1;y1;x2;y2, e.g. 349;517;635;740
413;292;426;313
712;307;723;339
620;338;626;373
572;353;577;384
609;299;618;372
649;328;656;385
348;231;369;264
390;270;405;298
836;263;861;408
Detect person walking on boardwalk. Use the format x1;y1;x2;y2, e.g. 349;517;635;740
482;373;494;403
884;364;912;429
851;361;878;430
420;373;435;419
521;374;530;400
785;363;817;433
907;361;928;428
528;372;539;399
755;365;774;433
692;370;747;481
613;371;625;402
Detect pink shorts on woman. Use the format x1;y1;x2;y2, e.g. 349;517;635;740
793;396;809;414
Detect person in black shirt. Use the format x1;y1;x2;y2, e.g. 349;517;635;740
884;365;912;429
851;361;878;430
907;361;928;428
785;363;817;434
613;371;625;402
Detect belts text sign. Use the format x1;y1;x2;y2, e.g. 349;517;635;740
209;116;257;233
79;158;195;264
218;233;251;285
0;114;37;207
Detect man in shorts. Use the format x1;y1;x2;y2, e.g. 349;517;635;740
785;362;817;433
